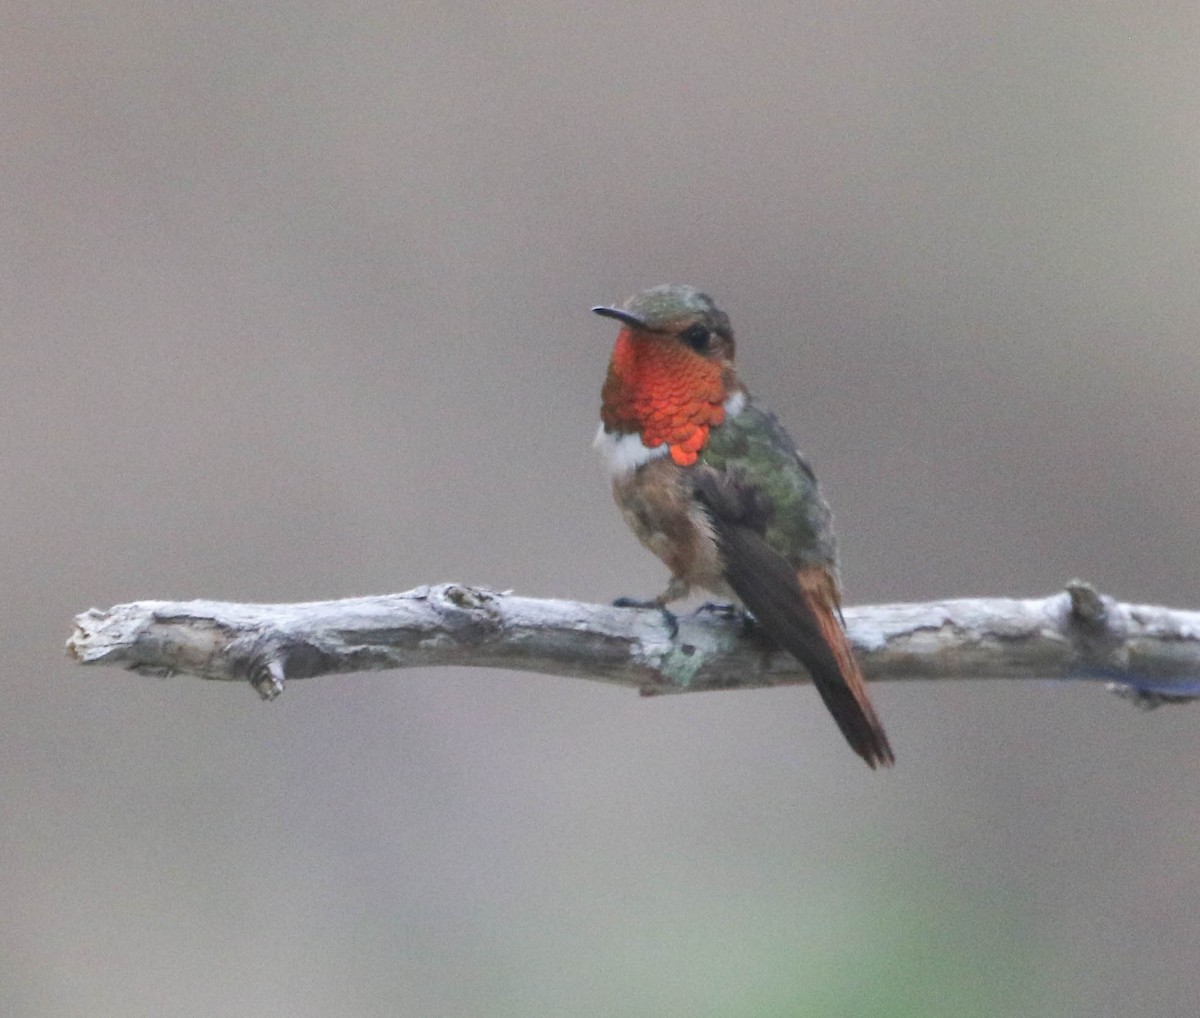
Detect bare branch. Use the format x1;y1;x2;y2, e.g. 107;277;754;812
65;581;1200;706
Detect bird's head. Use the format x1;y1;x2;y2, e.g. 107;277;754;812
593;284;740;466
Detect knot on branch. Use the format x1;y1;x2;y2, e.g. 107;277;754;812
1061;579;1126;669
427;583;505;642
1067;580;1108;625
251;658;287;700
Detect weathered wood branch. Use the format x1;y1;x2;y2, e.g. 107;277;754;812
66;581;1200;706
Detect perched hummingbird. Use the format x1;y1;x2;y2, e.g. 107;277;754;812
593;284;894;768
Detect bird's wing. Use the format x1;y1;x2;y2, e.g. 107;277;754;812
692;467;894;768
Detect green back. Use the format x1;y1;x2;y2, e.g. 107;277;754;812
699;399;838;570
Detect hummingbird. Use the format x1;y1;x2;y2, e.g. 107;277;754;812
592;284;894;768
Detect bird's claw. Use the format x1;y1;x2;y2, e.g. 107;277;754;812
695;600;739;617
695;601;755;635
612;596;679;639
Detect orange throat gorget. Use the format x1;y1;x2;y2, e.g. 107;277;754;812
599;330;728;466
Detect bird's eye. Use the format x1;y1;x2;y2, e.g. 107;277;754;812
681;323;709;352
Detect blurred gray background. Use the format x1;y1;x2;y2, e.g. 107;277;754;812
6;4;1199;1015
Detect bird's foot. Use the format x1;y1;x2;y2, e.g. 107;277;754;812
695;600;739;617
695;601;756;636
612;596;679;639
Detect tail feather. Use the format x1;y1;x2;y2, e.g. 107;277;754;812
712;521;894;768
794;568;894;768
